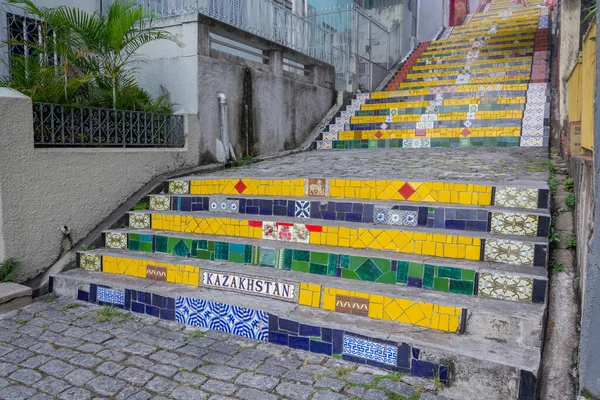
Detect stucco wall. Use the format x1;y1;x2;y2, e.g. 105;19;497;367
417;0;447;42
0;88;202;282
558;0;582;131
135;14;336;161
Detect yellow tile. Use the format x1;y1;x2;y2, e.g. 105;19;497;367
368;303;384;319
466;246;481;260
299;289;314;307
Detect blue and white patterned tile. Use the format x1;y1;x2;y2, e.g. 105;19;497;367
343;335;398;366
373;207;390;225
521;137;544;147
389;210;418;227
295;201;311;218
97;287;125;306
209;198;239;214
322;132;338;141
316;141;333;150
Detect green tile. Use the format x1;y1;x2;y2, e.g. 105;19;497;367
196;250;212;260
327;254;338;275
373;258;391;272
462;269;476;281
291;260;309;273
349;256;367;270
396;261;409;284
172;239;191;257
423;264;435;288
341;269;360;280
244;245;253;264
340;255;350;269
129;233;140;241
155;236;168;253
214;242;229;260
377;271;397;284
191;240;198;257
450;280;475;295
140;242;152;253
438;266;462;280
356;259;383;282
311;252;329;265
293;250;310;262
283;249;293;270
197;240;208;250
309;263;328;275
229;252;245;264
408;262;424;279
208;241;215;251
433;277;449;292
128;240;140;252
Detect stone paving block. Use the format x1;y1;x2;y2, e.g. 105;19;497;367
315;377;347;392
344;373;376;385
236;387;278;400
52;348;79;360
32;376;72;395
203;351;233;365
1;349;33;364
170;386;208;400
175;345;209;358
124;355;155;369
198;365;242;381
58;387;93;400
256;363;287;377
30;394;55;400
95;361;124;376
144;375;179;394
9;368;42;385
64;369;97;387
0;344;14;358
173;371;208;387
96;349;126;361
282;370;315;385
29;343;55;355
76;344;104;354
377;378;415;397
70;354;103;369
312;390;349;400
227;356;261;370
0;377;8;389
39;359;75;378
0;384;38;400
86;375;126;397
201;379;238;395
235;372;280;390
0;362;18;377
275;382;314;400
171;355;203;371
148;363;178;377
117;367;154;386
122;343;156;357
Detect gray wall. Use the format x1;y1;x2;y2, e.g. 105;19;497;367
417;0;446;42
135;14;336;161
0;88;202;282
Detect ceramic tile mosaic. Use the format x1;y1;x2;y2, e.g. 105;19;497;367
494;187;545;208
149;195;170;211
490;212;539;235
484;239;544;266
343;335;397;366
321;287;463;332
295;201;311;218
208;198;240;214
129;213;151;229
188;178;497;206
176;296;269;340
96;287;125;306
105;232;127;249
148;212;485;260
478;272;534;302
168;181;189;195
200;270;299;302
79;254;101;272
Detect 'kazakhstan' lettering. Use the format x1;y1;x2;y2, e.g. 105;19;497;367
202;272;295;300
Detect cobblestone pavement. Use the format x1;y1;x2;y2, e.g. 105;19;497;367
0;296;447;400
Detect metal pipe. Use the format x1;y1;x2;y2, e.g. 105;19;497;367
217;92;232;161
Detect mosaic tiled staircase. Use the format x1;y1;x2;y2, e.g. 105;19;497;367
51;2;551;400
314;0;550;150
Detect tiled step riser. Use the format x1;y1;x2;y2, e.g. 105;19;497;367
128;212;549;267
320;136;521;150
149;195;550;237
53;272;542;400
166;179;550;210
355;104;526;116
79;251;467;334
384;42;430;91
105;228;548;304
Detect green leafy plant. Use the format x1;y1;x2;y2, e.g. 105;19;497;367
0;258;20;283
185;329;206;339
132;200;149;211
95;306;130;322
564;177;574;192
80;244;95;251
234;154;254;167
566;235;577;249
2;0;182;111
549;229;560;244
565;193;576;208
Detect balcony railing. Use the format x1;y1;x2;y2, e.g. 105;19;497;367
33;103;185;148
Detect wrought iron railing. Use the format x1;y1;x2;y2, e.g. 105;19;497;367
33;103;185;148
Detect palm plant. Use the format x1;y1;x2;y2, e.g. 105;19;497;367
3;0;181;110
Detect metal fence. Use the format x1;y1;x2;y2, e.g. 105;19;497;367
135;0;410;91
33;103;186;148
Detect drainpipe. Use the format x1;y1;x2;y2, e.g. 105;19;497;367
217;92;233;162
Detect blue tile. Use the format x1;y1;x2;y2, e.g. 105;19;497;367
397;343;411;368
445;220;466;230
268;331;288;346
289;336;310;351
412;347;420;360
346;213;363;222
434;209;445;228
466;220;488;232
407;277;423;288
299;324;320;337
279;319;299;334
152;294;166;308
322;211;336;220
131;301;144;314
321;328;332;343
238;198;246;214
336;203;352;213
145;305;160;318
352;203;364;213
411;360;439;379
477;210;489;220
77;290;89;302
342;354;367;364
124;290;131;310
89;284;97;303
166;297;176;310
363;205;374;223
180;197;192;212
268;314;279;331
138;291;152;305
160;308;176;321
439;366;448;384
456;209;477;220
332;329;344;354
310;340;332;356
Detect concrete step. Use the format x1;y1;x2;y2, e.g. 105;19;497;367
126;210;549;268
76;248;546;343
101;228;548;304
52;269;542;400
145;193;551;237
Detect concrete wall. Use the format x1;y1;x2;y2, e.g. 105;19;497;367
0;88;202;282
558;0;582;133
417;0;447;42
135;14;336;161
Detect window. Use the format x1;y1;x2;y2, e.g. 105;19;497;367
6;13;59;69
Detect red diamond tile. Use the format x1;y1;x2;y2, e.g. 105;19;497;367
305;224;323;233
248;220;262;227
461;128;471;137
375;131;383;139
398;183;416;200
234;179;247;194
